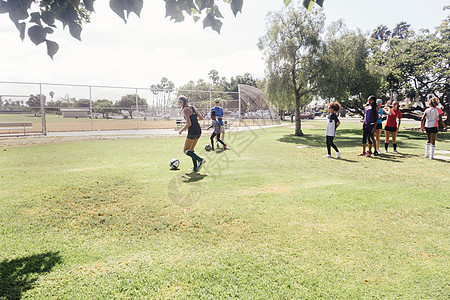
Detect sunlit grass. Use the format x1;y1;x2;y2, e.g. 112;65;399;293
0;121;448;298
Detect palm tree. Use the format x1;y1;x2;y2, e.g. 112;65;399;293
371;25;391;41
392;21;411;39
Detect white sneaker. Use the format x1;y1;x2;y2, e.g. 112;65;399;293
195;159;206;172
384;150;388;153
336;152;341;159
393;150;398;153
323;154;332;158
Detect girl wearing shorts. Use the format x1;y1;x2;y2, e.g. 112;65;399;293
421;97;444;159
178;96;206;172
384;100;402;153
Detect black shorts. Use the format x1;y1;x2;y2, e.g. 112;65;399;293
187;132;201;139
376;123;383;130
425;127;438;134
385;126;397;132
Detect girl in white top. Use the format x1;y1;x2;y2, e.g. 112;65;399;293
421;97;444;159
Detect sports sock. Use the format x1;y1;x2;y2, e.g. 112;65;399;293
393;143;397;151
385;143;388;151
425;143;430;157
430;145;436;159
185;150;200;169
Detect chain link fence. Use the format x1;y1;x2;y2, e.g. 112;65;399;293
0;81;279;136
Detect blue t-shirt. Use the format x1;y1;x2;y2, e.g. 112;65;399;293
210;106;224;126
378;108;383;124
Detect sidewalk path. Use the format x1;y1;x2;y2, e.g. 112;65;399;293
46;124;286;137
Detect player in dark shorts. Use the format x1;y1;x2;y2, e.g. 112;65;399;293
421;97;445;159
178;96;206;172
384;100;402;153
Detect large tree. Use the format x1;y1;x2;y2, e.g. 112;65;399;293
369;15;449;124
115;94;147;119
318;21;380;115
258;5;325;136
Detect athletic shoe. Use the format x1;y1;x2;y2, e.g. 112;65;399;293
393;150;398;153
223;145;227;149
195;159;206;172
373;151;379;156
336;152;341;159
357;153;365;156
384;150;388;153
323;154;332;158
423;155;429;158
365;152;371;157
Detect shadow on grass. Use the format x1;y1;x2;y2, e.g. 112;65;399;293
279;129;449;151
0;251;62;300
370;152;422;163
278;129;361;148
182;172;208;183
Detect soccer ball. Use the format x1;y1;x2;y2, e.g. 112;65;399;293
169;158;180;170
205;144;212;151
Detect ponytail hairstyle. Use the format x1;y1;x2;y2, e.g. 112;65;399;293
178;95;188;111
329;102;341;113
429;97;439;108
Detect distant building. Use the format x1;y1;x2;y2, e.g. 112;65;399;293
60;108;90;118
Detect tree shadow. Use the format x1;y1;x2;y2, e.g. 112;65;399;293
0;251;62;300
182;172;208;183
278;129;361;148
279;129;448;150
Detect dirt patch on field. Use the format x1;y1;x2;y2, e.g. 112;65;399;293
0;135;171;148
235;184;291;196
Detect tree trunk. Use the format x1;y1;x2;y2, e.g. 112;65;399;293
279;109;284;121
294;95;303;136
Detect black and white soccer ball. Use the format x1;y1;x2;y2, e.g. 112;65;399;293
205;144;212;151
169;158;180;170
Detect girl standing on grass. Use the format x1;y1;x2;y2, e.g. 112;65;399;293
359;95;378;157
374;99;385;156
178;96;206;172
384;100;402;153
207;111;227;150
324;102;341;158
421;97;445;159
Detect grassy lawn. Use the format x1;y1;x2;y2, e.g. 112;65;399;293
0;121;449;299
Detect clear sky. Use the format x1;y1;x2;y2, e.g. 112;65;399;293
0;0;448;91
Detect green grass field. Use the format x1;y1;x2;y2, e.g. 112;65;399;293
1;121;449;299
